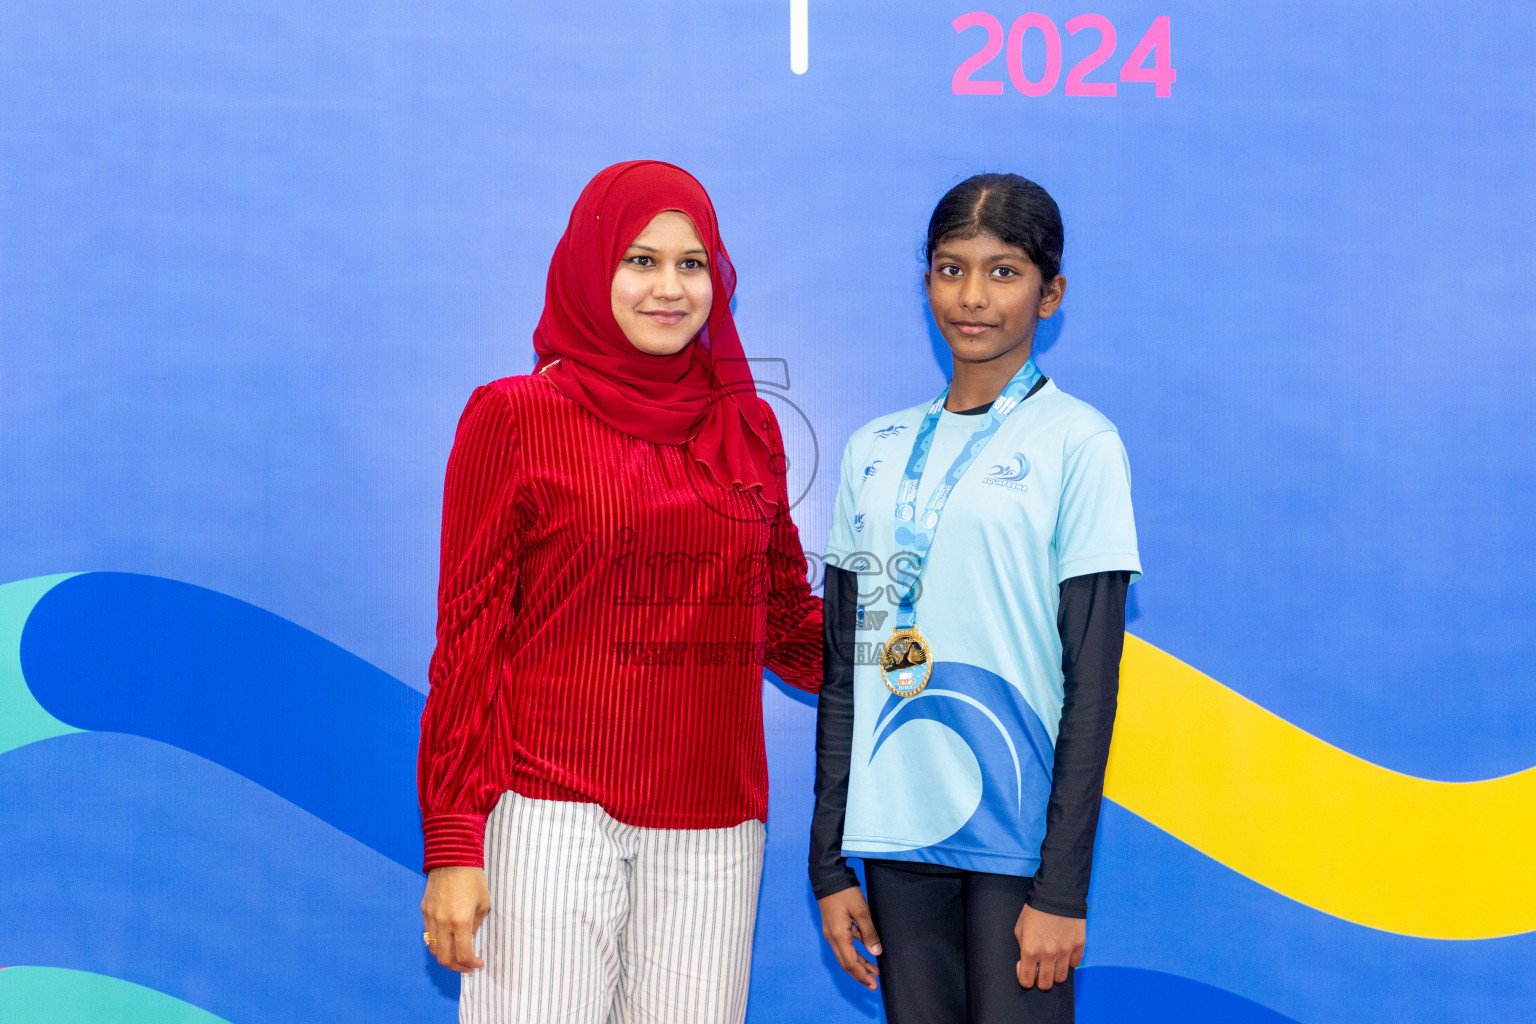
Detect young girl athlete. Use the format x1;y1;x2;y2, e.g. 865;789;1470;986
811;173;1140;1023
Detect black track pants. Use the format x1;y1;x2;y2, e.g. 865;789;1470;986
865;860;1075;1024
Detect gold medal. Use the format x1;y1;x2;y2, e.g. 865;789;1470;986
880;626;933;698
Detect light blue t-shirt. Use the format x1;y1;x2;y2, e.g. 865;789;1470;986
824;378;1141;876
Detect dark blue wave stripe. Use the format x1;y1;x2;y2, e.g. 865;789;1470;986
1077;966;1302;1024
19;572;426;872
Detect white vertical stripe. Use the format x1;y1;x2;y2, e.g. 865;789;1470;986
790;0;809;74
466;793;764;1023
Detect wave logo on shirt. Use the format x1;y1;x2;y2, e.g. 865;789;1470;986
984;452;1030;492
873;424;907;438
869;662;1055;856
863;460;883;478
853;513;865;532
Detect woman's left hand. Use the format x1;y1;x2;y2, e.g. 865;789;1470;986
422;866;491;973
1013;904;1085;991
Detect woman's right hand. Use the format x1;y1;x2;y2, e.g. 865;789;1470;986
817;885;882;991
421;866;491;973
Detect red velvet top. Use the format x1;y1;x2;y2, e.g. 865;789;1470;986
417;374;823;870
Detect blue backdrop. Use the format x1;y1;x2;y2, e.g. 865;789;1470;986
2;2;1533;1021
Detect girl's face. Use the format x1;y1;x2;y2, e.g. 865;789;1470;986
925;230;1065;368
610;211;713;356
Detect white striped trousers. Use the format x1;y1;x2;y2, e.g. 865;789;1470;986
461;792;765;1024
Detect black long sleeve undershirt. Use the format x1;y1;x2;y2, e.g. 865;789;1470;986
1025;569;1130;917
808;565;1131;917
809;563;863;899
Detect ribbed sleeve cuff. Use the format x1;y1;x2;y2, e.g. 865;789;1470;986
421;811;488;872
766;602;823;694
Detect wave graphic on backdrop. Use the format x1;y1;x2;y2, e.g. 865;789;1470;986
0;573;80;754
0;730;454;1023
0;967;234;1024
0;570;1527;1024
16;571;426;872
0;573;455;1024
1107;636;1536;939
1075;967;1302;1024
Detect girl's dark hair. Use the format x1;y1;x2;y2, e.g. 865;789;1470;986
924;173;1064;282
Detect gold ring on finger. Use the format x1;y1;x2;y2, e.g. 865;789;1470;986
424;931;436;947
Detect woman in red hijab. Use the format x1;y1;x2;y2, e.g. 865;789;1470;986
417;161;823;1023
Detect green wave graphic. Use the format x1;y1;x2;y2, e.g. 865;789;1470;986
0;574;79;755
0;967;232;1024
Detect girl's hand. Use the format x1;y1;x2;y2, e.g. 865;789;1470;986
1014;904;1084;991
421;866;491;973
817;886;883;991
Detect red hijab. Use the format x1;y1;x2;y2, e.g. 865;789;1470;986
533;161;778;511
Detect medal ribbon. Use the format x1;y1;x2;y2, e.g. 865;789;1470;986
891;359;1042;630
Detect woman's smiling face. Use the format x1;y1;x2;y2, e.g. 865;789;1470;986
610;210;713;356
925;230;1064;368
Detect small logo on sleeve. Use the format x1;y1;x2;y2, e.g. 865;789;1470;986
863;460;883;479
873;424;907;438
983;452;1030;492
853;513;866;532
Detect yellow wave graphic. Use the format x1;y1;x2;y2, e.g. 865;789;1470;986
1105;635;1536;939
